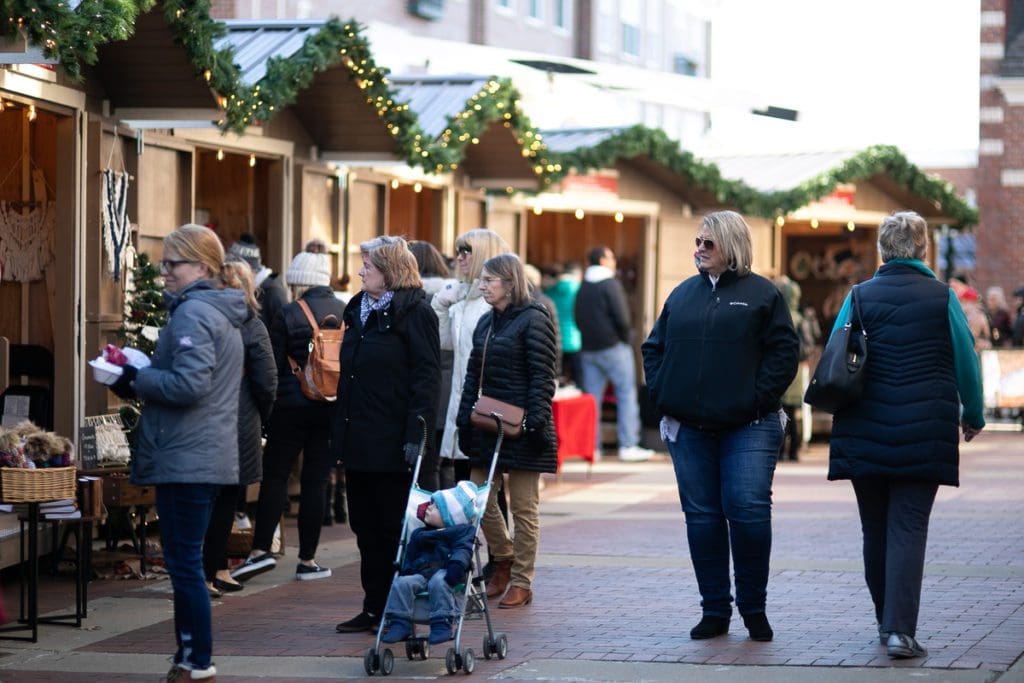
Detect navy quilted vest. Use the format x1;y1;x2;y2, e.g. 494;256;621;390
828;263;960;486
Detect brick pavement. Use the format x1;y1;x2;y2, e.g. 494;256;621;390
0;432;1021;681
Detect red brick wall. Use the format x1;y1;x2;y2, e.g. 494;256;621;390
976;0;1024;296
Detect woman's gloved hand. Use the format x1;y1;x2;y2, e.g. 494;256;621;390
444;562;465;587
108;364;138;400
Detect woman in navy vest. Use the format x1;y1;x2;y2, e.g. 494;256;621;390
827;211;985;659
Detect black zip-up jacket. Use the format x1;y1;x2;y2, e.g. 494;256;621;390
641;269;799;432
574;275;631;351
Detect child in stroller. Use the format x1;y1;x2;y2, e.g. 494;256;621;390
381;482;480;645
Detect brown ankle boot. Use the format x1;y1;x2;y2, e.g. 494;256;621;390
485;559;512;598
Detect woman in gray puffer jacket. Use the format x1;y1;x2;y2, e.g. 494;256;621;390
457;253;557;611
108;224;246;681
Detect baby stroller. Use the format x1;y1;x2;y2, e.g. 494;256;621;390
363;414;509;676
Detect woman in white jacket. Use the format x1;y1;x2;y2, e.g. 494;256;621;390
432;228;511;487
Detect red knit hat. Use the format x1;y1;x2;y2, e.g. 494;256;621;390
959;288;979;303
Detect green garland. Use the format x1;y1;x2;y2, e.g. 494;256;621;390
0;0;154;81
549;126;976;227
769;144;978;227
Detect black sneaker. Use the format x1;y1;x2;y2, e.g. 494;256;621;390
230;552;276;582
296;562;332;581
335;611;381;633
887;632;927;659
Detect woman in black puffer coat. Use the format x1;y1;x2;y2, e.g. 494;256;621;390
203;259;277;594
457;253;557;609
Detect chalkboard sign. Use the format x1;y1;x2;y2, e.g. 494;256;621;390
79;426;98;470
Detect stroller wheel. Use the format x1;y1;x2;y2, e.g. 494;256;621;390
405;640;416;661
420;641;430;660
363;647;378;676
496;633;509;659
482;635;493;660
462;648;475;674
380;649;394;676
445;647;459;674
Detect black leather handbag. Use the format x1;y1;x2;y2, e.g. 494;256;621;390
804;285;868;414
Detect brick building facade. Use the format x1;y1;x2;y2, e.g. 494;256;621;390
976;0;1024;297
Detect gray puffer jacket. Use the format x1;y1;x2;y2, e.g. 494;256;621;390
131;279;247;485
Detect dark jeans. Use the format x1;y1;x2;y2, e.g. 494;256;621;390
156;483;220;670
347;469;412;616
253;405;334;561
203;484;241;580
667;415;783;618
851;477;939;637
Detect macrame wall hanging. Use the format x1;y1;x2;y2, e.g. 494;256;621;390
102;135;132;282
0;161;56;283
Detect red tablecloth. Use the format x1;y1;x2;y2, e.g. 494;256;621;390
552;393;597;471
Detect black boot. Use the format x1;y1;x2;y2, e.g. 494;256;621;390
690;615;730;639
743;612;773;642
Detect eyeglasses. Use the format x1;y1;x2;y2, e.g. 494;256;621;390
694;237;715;251
160;259;196;271
455;245;472;258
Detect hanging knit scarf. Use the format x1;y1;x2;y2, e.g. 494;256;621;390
102;169;131;282
0;201;55;282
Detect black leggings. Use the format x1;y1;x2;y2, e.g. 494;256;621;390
203;484;241;580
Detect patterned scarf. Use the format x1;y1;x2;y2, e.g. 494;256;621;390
360;290;394;326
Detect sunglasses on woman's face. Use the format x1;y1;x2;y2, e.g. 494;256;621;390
695;237;715;250
456;245;472;258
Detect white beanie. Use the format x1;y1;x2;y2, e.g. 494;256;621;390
286;251;331;287
431;481;482;527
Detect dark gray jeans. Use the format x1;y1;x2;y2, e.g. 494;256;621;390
851;477;939;637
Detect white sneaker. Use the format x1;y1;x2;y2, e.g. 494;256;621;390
618;446;654;462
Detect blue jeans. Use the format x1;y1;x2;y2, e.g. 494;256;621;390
667;415;782;618
580;342;641;450
385;570;462;622
156;483;220;670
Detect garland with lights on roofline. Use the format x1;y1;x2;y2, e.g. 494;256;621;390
769;144;978;228
0;0;154;81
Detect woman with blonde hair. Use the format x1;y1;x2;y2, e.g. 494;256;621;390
202;258;277;598
456;253;558;608
103;223;247;681
432;229;511;486
333;235;441;634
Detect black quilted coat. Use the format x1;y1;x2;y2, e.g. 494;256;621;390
457;300;558;473
237;314;277;485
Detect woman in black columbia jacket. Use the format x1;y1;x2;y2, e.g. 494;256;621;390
333;236;441;634
642;211;798;643
457;253;557;609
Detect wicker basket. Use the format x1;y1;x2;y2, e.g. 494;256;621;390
0;467;77;503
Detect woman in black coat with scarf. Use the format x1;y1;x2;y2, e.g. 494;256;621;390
333;236;441;634
457;253;558;609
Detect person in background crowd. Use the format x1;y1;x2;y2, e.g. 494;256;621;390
575;246;654;462
1013;287;1024;347
457;253;558;609
956;288;992;354
985;286;1013;348
227;233;288;332
411;240;459;491
432;229;511;488
333;236;440;635
775;275;807;461
642;211;799;643
544;262;583;385
106;223;247;682
232;239;344;584
524;263;562;377
203;258;277;598
826;211;984;659
334;273;353;305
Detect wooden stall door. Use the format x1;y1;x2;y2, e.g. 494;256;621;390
346;179;384;290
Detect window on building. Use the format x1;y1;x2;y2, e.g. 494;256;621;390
670;8;710;77
527;0;541;19
554;0;570;29
673;54;698;76
496;0;513;9
597;0;615;52
620;0;641;57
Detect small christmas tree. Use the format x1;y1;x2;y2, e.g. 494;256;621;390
117;252;166;356
116;252;166;441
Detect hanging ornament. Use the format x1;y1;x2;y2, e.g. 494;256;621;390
0;201;55;282
101;168;132;282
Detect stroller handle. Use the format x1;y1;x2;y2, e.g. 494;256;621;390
410;415;427;487
484;412;505;487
